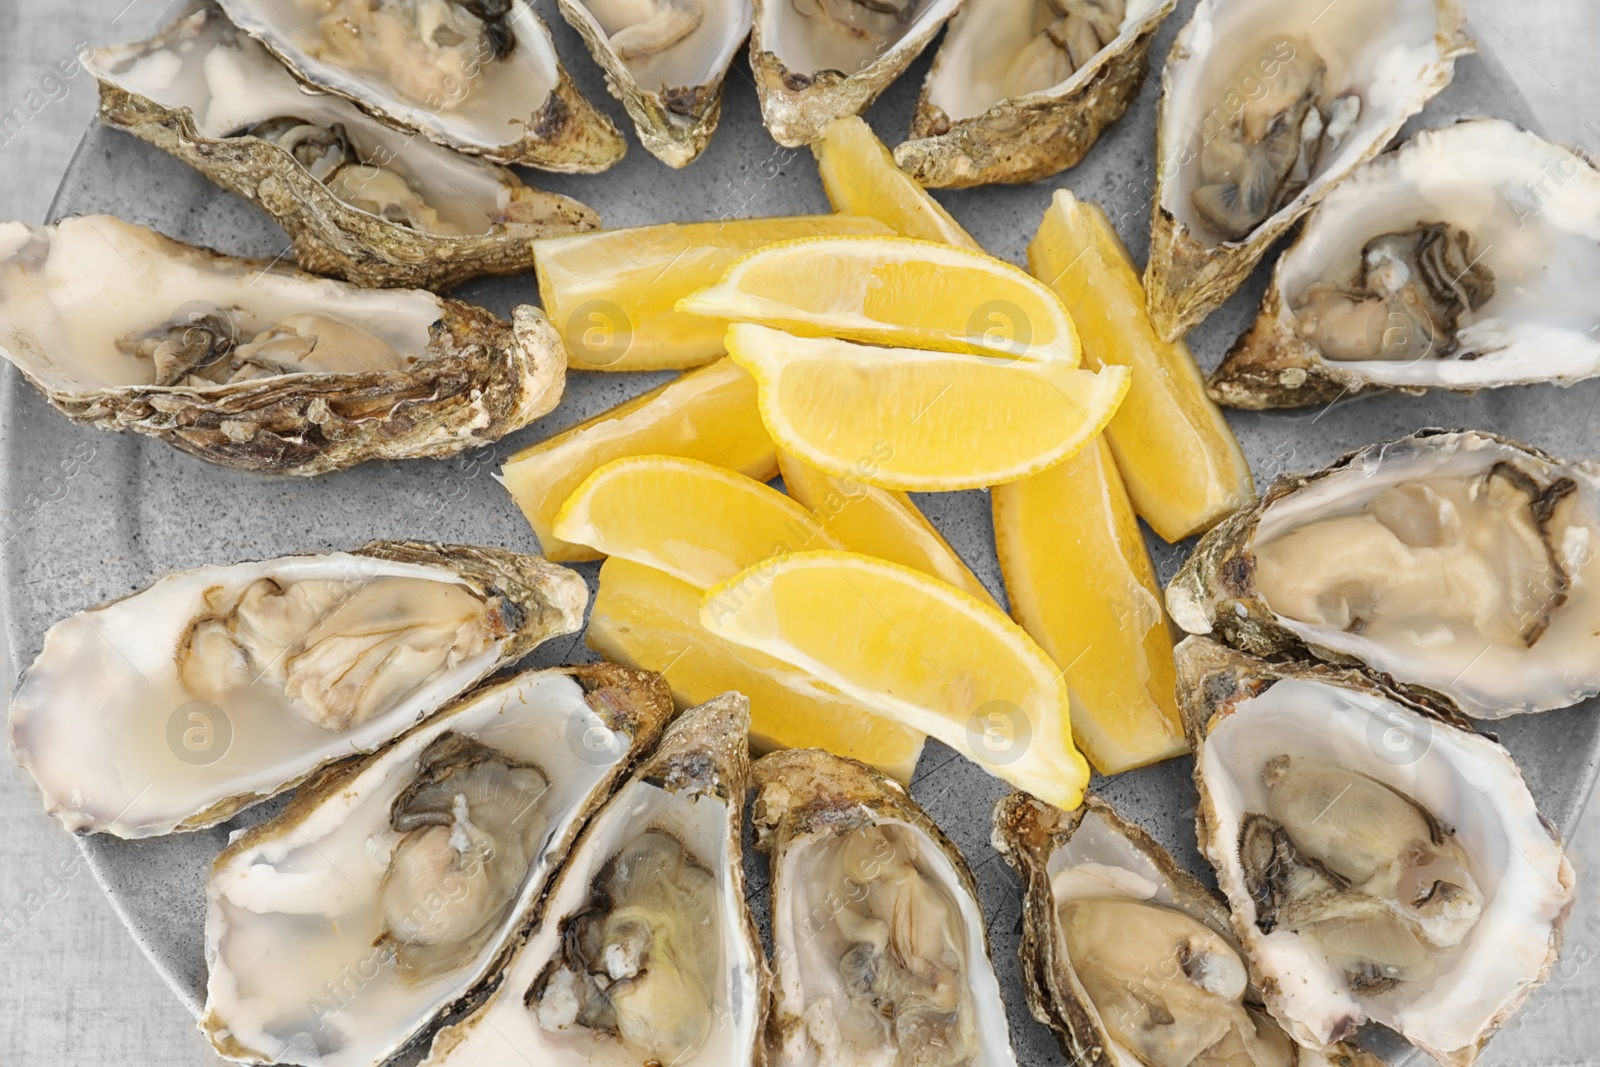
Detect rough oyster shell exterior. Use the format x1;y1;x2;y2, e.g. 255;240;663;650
894;0;1175;188
556;0;752;167
91;6;601;290
750;0;964;147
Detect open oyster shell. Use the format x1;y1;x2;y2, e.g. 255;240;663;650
993;791;1384;1067
894;0;1177;188
214;0;627;169
1210;119;1600;408
421;692;767;1067
89;4;600;290
8;541;586;838
1166;429;1600;719
0;215;565;475
751;0;964;147
1145;0;1470;342
203;663;672;1067
751;747;1019;1067
557;0;753;167
1175;637;1574;1066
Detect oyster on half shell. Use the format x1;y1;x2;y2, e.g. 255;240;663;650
993;792;1384;1067
89;4;600;290
421;692;767;1067
751;0;964;147
1176;637;1574;1066
1145;0;1470;342
752;748;1018;1067
0;215;565;474
203;664;672;1067
214;0;626;169
894;0;1177;188
8;542;586;838
558;0;753;167
1210;119;1600;408
1167;429;1600;719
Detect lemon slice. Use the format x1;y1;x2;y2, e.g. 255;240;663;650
812;116;983;252
1029;190;1253;541
679;235;1080;365
589;556;925;782
534;214;892;372
993;437;1187;776
727;324;1128;492
500;359;776;562
552;454;841;589
700;551;1089;809
777;451;997;607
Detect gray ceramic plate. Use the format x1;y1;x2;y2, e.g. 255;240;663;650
3;3;1595;1064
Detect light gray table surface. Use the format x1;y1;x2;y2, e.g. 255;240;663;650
2;2;1600;1065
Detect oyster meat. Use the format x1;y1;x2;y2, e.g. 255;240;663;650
421;692;767;1067
0;215;565;474
89;4;600;290
9;542;586;837
1176;638;1574;1066
1210;119;1600;408
215;0;626;169
203;664;672;1067
1145;0;1470;341
994;792;1383;1067
895;0;1177;188
558;0;753;167
750;0;964;146
752;748;1018;1066
1167;429;1600;719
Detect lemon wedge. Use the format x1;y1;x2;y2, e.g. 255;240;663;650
589;556;925;782
499;359;775;561
777;451;997;607
812;116;982;251
679;235;1080;364
726;324;1128;492
553;455;841;588
1028;190;1252;541
534;214;891;371
700;551;1089;809
993;437;1187;776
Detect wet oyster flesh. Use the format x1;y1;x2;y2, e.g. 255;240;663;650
1252;462;1575;649
202;665;669;1067
1189;35;1361;240
1240;756;1482;993
419;692;764;1067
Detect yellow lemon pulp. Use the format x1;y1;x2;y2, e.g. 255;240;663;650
727;323;1128;492
499;359;776;562
589;556;925;783
812;116;983;251
553;455;842;589
700;551;1090;810
993;437;1187;776
534;214;891;371
679;235;1081;364
1028;190;1253;541
777;451;997;607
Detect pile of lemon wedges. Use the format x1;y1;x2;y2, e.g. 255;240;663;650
500;117;1253;811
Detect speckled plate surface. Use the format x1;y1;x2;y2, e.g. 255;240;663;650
3;3;1596;1064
